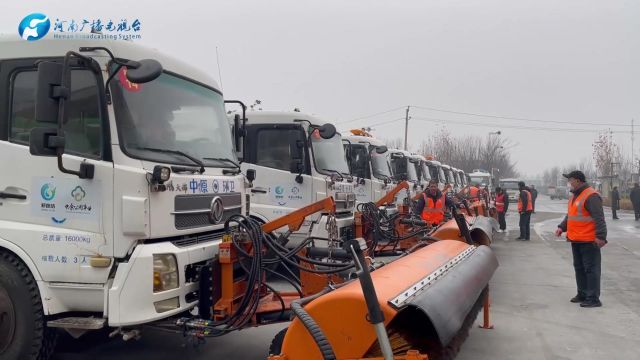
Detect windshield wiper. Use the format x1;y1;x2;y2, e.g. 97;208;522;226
322;168;344;181
202;157;241;174
138;147;205;174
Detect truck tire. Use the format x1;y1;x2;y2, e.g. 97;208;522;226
0;251;57;360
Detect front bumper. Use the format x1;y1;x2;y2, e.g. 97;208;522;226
107;239;221;326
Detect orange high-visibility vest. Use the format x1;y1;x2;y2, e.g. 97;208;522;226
495;193;506;212
469;186;479;198
517;190;533;212
567;186;598;242
421;192;445;225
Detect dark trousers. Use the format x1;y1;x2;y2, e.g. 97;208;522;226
519;211;531;239
634;204;640;220
498;211;506;230
571;242;601;301
612;206;618;219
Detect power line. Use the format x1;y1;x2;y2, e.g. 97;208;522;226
337;106;406;125
411;116;632;133
409;105;631;127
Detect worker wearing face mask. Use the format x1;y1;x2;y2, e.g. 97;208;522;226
555;170;607;308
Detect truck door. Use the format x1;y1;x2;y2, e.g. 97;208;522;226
0;59;114;284
243;124;313;220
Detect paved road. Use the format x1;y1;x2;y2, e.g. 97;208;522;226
459;197;640;360
55;197;640;359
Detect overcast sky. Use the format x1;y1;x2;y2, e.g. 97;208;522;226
2;0;638;178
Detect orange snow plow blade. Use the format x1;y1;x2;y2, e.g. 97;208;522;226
272;240;498;360
431;215;496;246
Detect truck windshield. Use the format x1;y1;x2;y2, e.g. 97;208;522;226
406;160;418;182
470;176;488;185
312;132;350;175
111;70;236;167
500;181;520;190
391;156;415;181
459;173;466;185
444;169;454;184
453;172;461;186
421;163;432;182
371;151;392;180
410;160;422;181
437;167;445;182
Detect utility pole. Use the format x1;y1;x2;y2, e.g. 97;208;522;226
403;106;410;151
632;119;635;171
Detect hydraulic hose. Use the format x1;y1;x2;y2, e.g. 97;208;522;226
290;288;337;360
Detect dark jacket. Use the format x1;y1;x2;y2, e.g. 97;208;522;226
611;189;620;210
558;184;607;241
531;188;538;202
415;190;455;214
519;188;532;213
631;186;640;205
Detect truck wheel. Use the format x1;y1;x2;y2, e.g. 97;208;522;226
268;327;287;356
0;251;56;360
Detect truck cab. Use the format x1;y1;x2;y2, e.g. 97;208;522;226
469;170;492;190
425;159;446;191
343;132;394;204
457;169;468;188
0;38;247;356
410;154;430;191
239;111;355;243
499;178;522;203
389;149;419;203
441;164;456;192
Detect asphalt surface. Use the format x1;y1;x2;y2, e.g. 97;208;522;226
54;197;640;360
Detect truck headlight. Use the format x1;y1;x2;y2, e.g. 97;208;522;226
153;254;178;293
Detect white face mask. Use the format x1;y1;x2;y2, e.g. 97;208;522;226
567;182;572;189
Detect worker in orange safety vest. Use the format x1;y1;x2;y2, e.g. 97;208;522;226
516;181;533;241
416;179;455;226
555;170;607;308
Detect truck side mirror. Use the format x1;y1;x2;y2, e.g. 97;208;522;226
246;169;256;183
29;127;60;157
124;59;163;83
32;56;94;179
35;61;65;125
318;123;336;139
375;145;388;154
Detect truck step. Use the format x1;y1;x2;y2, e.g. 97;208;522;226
48;317;106;330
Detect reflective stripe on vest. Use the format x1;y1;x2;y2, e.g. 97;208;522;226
421;192;445;224
517;190;533;212
567;186;598;242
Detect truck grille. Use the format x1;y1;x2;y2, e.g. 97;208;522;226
173;193;242;230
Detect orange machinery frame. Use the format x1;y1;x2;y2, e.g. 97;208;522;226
213;197;344;323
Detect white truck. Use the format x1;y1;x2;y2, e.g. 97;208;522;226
238;111;356;242
410;154;431;190
425;159;446;191
469;170;492;189
0;38;249;358
499;178;522;203
441;164;457;192
343;131;394;204
389;149;419;204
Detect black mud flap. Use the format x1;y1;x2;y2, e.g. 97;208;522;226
391;245;498;347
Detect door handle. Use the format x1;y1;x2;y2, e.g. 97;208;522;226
251;187;268;194
0;191;27;200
